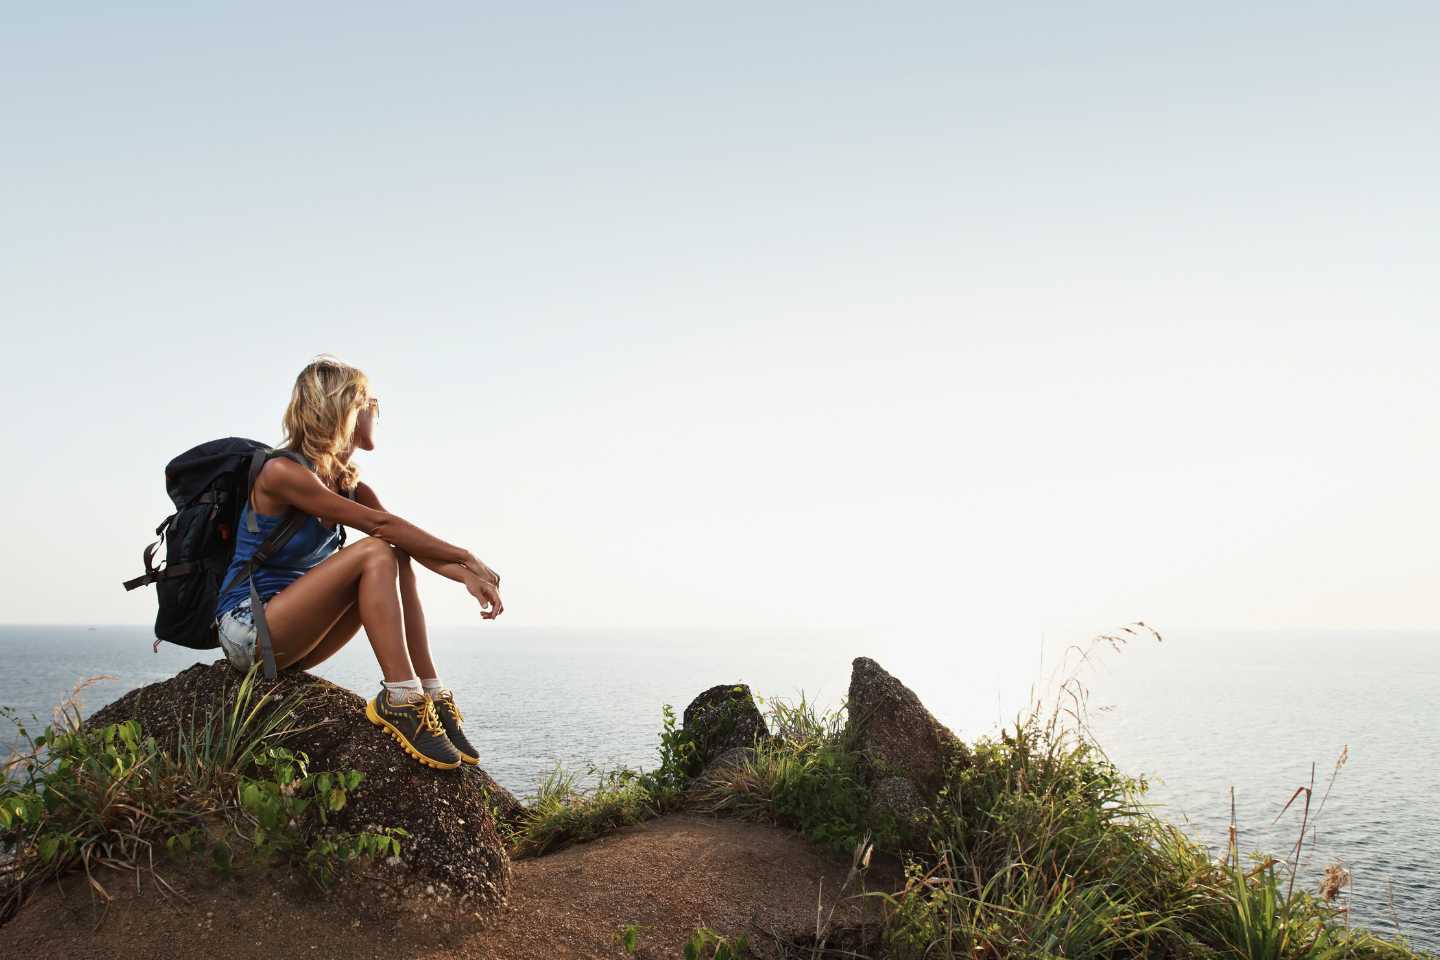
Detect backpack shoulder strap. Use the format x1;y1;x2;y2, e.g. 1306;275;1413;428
231;449;334;680
218;507;307;681
245;448;309;533
218;508;306;601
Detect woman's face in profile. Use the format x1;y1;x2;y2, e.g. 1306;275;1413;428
353;394;378;452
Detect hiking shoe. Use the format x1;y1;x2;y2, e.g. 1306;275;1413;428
365;687;462;770
431;690;479;765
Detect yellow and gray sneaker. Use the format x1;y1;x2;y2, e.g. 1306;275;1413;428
430;690;480;766
365;687;462;770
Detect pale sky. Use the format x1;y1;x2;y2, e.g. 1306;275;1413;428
3;3;1437;657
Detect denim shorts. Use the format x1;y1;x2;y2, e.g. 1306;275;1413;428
216;598;260;672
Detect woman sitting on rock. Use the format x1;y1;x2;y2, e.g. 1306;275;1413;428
213;355;504;771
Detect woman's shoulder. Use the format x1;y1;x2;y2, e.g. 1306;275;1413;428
257;453;316;486
265;448;316;471
251;455;318;515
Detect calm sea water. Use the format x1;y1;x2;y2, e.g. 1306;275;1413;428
1;626;1434;949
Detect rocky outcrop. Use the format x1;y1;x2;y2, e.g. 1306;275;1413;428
86;661;514;909
681;683;770;767
684;745;758;810
869;775;929;846
845;657;967;801
702;745;757;778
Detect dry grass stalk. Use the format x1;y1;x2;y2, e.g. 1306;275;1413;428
1319;863;1350;903
52;674;119;732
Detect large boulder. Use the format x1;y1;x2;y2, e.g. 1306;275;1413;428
845;657;966;799
681;683;770;768
86;661;514;910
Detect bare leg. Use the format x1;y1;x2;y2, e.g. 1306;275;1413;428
397;554;438;681
287;601;363;671
263;537;416;682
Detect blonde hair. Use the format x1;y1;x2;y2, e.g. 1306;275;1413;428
280;355;370;492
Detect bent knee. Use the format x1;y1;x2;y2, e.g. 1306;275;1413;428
352;537;400;573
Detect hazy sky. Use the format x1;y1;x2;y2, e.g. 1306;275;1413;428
3;4;1437;658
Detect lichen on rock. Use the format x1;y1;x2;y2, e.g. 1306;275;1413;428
681;683;770;768
844;657;967;799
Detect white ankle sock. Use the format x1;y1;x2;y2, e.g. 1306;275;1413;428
420;677;445;694
383;678;424;702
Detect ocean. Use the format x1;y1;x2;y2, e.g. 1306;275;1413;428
1;625;1434;949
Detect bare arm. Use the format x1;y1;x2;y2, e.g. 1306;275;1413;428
352;481;504;619
260;459;472;569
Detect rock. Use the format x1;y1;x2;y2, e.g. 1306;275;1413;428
871;775;926;822
870;775;930;848
684;745;758;810
86;661;512;909
469;768;528;833
845;657;966;798
703;745;757;777
681;683;770;767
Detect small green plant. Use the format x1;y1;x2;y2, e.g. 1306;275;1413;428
683;926;750;959
638;702;700;805
614;921;642;954
237;745;405;888
478;782;521;848
1;712;178;911
173;664;306;794
0;668;404;917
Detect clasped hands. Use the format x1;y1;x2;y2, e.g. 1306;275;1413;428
461;553;503;619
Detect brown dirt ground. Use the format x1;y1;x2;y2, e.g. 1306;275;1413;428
1;814;898;960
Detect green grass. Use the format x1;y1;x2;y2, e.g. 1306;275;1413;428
18;633;1399;960
867;669;1433;960
689;691;899;855
506;692;896;862
507;703;698;858
677;633;1432;960
868;700;1432;960
507;763;658;858
0;667;402;919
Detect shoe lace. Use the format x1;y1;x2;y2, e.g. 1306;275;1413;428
438;691;465;727
397;694;446;737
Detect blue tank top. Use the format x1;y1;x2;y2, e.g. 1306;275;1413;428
214;468;344;619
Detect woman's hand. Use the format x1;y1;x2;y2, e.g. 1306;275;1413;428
463;568;504;619
463;553;501;587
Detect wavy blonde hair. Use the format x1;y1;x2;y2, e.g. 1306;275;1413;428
280;355;370;492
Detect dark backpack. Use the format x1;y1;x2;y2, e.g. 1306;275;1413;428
123;438;349;673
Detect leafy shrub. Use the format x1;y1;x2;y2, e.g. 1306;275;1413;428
690;693;897;855
0;667;402;917
236;745;404;888
640;702;701;803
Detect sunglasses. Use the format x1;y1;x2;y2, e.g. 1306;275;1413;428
362;396;380;419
